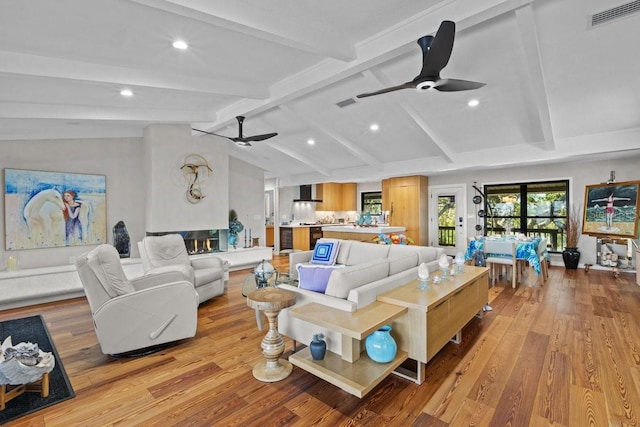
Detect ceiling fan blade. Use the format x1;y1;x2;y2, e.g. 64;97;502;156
356;82;415;99
434;78;485;92
233;132;278;142
192;128;230;139
419;20;455;78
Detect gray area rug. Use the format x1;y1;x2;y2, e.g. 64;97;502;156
0;315;75;425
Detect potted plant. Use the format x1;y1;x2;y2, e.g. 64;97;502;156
562;204;582;269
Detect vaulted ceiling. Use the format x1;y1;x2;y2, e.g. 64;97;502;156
2;0;640;185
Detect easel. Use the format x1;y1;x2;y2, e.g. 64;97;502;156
0;372;50;411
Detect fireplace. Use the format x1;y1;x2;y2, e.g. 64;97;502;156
146;229;229;255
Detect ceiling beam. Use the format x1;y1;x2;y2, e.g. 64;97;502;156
0;101;213;122
200;0;533;131
128;0;356;61
515;5;555;150
0;51;267;98
278;105;383;169
363;69;454;163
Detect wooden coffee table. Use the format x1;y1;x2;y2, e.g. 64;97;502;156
246;287;296;382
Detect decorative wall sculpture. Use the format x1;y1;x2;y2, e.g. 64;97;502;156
180;154;212;204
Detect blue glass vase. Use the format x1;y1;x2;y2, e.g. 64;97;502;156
309;334;326;360
365;325;397;363
228;233;238;249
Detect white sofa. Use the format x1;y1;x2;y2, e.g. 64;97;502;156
277;238;445;354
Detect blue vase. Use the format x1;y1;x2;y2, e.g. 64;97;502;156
228;233;237;249
310;334;326;360
365;325;397;363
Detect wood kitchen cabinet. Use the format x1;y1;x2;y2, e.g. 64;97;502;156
382;175;428;245
316;182;356;211
280;226;312;251
266;225;274;247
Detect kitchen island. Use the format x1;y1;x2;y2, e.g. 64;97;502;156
322;225;406;243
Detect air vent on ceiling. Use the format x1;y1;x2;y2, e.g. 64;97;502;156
336;97;357;108
590;0;640;27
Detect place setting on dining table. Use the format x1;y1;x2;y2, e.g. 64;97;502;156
465;234;544;288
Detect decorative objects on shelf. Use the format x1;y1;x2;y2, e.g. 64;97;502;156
180;154;212;204
112;220;130;258
254;259;275;288
0;336;55;386
438;253;451;281
454;252;465;273
417;262;430;290
372;233;414;245
309;333;326;361
365;325;397;363
228;209;244;249
562;204;582;269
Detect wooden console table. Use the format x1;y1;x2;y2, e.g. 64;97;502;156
288;301;408;398
377;266;489;384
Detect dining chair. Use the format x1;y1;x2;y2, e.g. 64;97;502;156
537;238;549;284
484;240;517;288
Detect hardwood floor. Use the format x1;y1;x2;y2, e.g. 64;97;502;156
2;256;639;426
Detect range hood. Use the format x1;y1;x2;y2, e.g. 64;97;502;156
293;184;322;203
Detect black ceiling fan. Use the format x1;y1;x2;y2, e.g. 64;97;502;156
356;20;485;99
193;116;277;146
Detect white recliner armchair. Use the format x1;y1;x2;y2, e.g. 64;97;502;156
75;244;198;355
138;234;226;304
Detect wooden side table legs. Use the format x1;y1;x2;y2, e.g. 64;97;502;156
0;372;50;411
252;308;292;382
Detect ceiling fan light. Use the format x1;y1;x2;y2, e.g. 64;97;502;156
416;80;435;90
120;89;133;97
468;99;480;107
369;123;379;131
307;139;315;145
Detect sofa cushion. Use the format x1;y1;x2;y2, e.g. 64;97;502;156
297;263;344;293
325;259;390;299
388;253;419;276
311;239;340;265
344;242;390;266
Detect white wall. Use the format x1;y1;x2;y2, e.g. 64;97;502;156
143;124;229;232
229;156;267;247
428;155;640;267
1;129;267;270
0;137;145;269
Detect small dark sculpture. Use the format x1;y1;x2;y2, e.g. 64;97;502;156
113;220;130;258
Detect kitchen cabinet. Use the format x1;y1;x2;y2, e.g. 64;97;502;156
382;175;428;245
316;182;357;211
280;226;315;250
266;225;274;247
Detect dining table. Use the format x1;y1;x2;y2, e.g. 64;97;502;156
465;236;542;276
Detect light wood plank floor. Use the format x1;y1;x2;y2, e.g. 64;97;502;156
1;256;639;426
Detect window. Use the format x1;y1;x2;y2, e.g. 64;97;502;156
361;191;382;214
483;180;569;251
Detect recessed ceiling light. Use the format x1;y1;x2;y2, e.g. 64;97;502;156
370;123;379;131
307;139;315;145
172;40;188;50
467;99;479;107
120;89;133;97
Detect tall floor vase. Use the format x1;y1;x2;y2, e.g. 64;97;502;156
562;247;580;269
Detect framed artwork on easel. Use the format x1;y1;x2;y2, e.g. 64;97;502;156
582;180;640;238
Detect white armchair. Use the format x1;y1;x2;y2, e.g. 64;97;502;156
138;234;226;304
75;244;198;355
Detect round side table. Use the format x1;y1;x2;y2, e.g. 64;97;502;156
246;287;296;382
